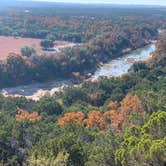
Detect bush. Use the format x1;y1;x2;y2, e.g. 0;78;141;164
40;40;54;50
20;46;36;57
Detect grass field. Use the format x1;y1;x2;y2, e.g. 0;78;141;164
0;36;71;60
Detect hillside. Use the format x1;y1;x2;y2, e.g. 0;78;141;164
0;4;166;166
0;39;165;165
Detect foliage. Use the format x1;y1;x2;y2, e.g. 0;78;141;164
58;95;144;130
16;108;41;122
40;40;54;50
0;6;166;166
115;111;166;166
83;111;106;129
35;96;63;116
58;112;84;126
0;7;165;88
20;46;36;57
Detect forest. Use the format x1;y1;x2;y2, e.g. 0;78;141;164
0;37;166;165
0;7;166;87
0;4;166;166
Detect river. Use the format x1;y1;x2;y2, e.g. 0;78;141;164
0;43;156;100
92;44;155;80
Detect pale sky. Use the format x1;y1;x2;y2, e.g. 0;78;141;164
30;0;166;6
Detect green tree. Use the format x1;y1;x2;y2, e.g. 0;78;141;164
21;46;36;57
115;111;166;166
29;133;85;166
35;97;63;116
40;40;54;50
129;61;149;73
85;132;119;166
63;87;88;106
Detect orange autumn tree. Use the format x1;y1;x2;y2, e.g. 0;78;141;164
57;95;143;130
58;111;106;129
120;95;143;115
57;112;84;126
16;108;41;122
107;101;118;109
104;95;143;128
83;111;106;129
104;110;124;128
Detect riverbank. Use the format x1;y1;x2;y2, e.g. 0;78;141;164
0;79;75;100
91;43;156;80
0;43;156;100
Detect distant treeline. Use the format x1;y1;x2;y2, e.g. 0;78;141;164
0;7;166;88
0;24;157;88
0;7;166;42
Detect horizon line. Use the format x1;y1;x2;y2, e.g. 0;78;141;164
19;0;166;6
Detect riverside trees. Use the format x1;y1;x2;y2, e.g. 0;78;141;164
0;40;166;165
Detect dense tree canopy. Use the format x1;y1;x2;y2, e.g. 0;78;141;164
0;6;165;88
0;39;165;166
0;5;166;166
